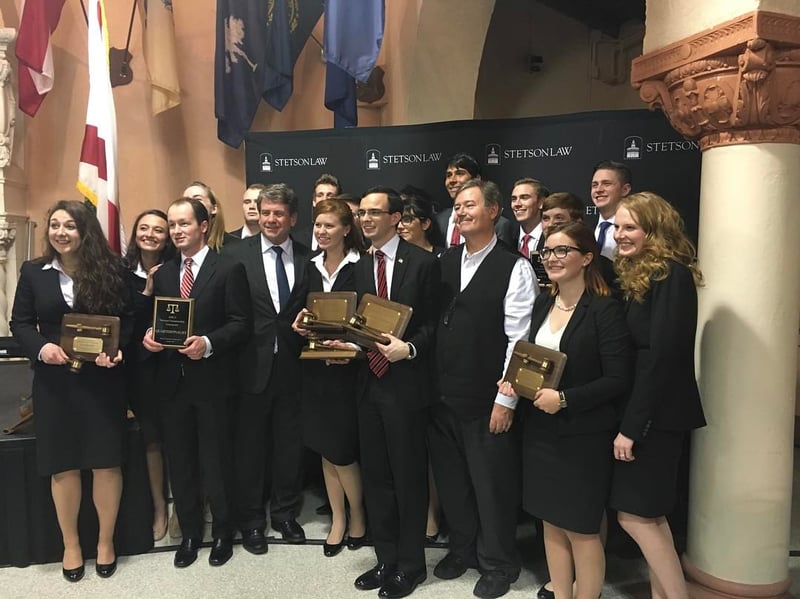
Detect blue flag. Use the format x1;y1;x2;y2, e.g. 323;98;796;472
323;0;384;128
216;0;322;147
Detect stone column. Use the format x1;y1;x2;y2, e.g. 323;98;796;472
631;10;800;598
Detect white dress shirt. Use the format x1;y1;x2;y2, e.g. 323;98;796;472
460;235;537;409
180;245;213;357
311;249;360;292
518;222;543;256
260;235;295;313
595;214;616;260
42;258;75;308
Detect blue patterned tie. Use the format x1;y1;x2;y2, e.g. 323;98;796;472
272;245;290;311
597;221;612;253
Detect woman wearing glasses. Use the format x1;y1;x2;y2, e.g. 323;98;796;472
292;198;368;557
610;192;705;598
10;200;133;581
398;187;445;257
498;222;631;599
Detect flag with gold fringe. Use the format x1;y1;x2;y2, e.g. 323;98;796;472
137;0;181;114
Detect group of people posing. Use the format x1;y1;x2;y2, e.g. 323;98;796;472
10;155;705;599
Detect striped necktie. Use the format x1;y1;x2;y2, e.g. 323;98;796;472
367;250;390;378
180;258;194;299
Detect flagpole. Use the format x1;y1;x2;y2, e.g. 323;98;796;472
79;0;88;25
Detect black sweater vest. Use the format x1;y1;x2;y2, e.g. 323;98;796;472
436;244;518;417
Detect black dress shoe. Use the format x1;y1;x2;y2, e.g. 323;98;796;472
354;562;395;591
241;529;268;555
323;539;344;557
346;533;367;550
96;559;117;578
473;571;516;599
174;537;200;568
62;563;85;583
537;583;555;599
209;537;233;566
425;531;439;544
379;569;427;598
433;553;472;580
271;519;305;544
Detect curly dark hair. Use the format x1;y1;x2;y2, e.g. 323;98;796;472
41;200;128;315
123;209;176;271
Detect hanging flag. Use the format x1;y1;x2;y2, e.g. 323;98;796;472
323;0;384;127
77;0;123;253
15;0;67;117
137;0;181;114
215;0;322;148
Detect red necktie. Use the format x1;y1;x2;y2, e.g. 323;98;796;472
520;234;531;259
180;258;194;299
449;223;461;247
367;250;390;378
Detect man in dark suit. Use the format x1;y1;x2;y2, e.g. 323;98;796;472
291;173;342;248
224;183;311;552
143;198;251;568
589;160;631;260
431;180;536;599
435;153;515;249
509;177;550;257
228;183;265;240
347;186;439;599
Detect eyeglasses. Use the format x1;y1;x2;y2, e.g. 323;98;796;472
539;245;582;260
356;209;391;218
400;214;421;224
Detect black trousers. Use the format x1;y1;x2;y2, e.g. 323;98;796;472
234;350;304;530
429;401;521;577
358;377;428;573
160;382;234;540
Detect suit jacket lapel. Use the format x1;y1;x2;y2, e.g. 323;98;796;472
162;258;181;297
248;239;277;316
362;252;377;296
559;291;591;349
290;241;307;302
390;240;409;300
190;250;217;298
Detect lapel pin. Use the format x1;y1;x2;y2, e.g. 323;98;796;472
398;258;404;264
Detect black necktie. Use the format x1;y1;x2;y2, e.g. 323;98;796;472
272;245;290;311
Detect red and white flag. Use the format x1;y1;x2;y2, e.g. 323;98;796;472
16;0;67;116
77;0;123;253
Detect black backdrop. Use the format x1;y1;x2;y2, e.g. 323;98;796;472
245;109;701;241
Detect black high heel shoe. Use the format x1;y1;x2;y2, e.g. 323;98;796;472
323;538;345;557
346;533;367;550
62;563;85;583
96;559;117;578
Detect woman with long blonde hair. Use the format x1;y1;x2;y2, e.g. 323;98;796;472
610;192;705;599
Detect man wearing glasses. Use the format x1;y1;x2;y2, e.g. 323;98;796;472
350;186;440;599
430;179;536;599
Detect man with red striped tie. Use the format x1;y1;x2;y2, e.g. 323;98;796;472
143;197;251;569
350;186;440;599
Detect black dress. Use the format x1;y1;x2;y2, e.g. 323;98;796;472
301;254;361;466
609;261;706;517
10;260;134;476
521;292;632;534
125;268;161;444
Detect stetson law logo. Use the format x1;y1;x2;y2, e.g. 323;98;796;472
260;153;273;173
259;151;328;172
366;149;381;170
622;135;699;160
485;144;502;166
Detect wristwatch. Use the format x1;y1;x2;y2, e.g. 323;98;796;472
558;391;568;409
406;343;417;360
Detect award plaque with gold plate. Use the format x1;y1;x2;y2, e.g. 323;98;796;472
152;296;195;348
299;292;365;360
342;293;413;351
60;313;121;373
502;340;567;400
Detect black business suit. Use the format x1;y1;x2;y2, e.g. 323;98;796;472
11;260;134;476
225;234;311;529
354;236;440;574
522;291;632;533
610;260;705;517
150;248;251;540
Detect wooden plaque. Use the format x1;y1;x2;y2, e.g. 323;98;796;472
299;292;358;339
503;340;567;400
343;294;413;350
60;313;121;372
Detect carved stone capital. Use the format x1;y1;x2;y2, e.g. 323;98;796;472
0;218;16;264
631;11;800;150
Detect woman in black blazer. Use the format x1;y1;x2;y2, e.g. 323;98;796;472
10;200;133;582
292;198;368;556
499;222;632;599
610;192;705;598
123;209;175;541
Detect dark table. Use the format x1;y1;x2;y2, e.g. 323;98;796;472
0;359;154;566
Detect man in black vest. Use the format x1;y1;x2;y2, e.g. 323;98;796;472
431;179;536;599
349;186;440;599
225;184;311;552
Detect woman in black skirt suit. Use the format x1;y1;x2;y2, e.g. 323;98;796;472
610;192;705;598
10;200;133;581
292;198;367;556
123;209;175;541
499;222;632;599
